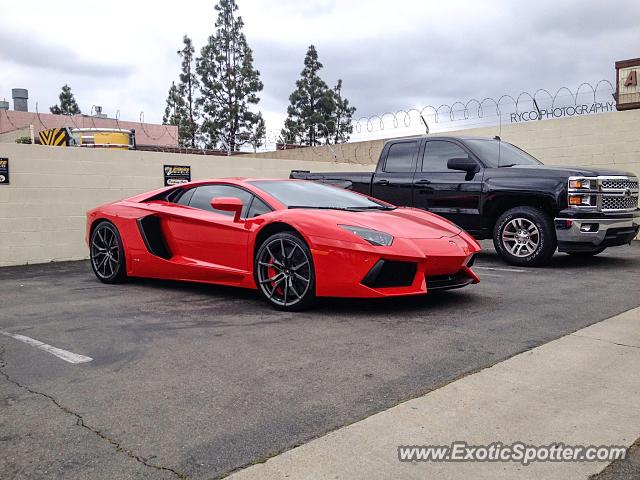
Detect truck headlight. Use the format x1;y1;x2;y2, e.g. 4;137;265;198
339;225;394;246
568;194;595;207
569;178;593;189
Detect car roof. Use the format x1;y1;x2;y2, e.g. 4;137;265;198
179;177;299;187
383;135;500;144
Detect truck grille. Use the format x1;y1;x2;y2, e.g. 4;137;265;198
601;178;639;190
568;176;639;213
602;195;638;211
600;176;639;212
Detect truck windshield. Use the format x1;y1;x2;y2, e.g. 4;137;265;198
250;180;392;210
465;139;542;168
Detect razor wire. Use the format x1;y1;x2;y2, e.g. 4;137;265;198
347;80;615;134
0;80;616;155
251;80;616;154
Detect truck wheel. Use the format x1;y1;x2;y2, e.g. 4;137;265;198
493;207;557;267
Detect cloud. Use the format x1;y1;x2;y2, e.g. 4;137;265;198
0;30;133;77
251;0;640;124
1;0;639;134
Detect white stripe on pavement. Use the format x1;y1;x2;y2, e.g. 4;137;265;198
0;331;93;364
474;266;526;273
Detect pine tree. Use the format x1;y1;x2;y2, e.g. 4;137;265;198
197;0;264;152
331;79;356;143
177;35;200;147
163;82;186;131
281;45;336;146
163;35;200;147
50;85;81;115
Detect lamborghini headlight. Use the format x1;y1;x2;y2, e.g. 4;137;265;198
339;225;394;246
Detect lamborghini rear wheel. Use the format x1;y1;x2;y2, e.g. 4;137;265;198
255;232;315;311
90;221;127;284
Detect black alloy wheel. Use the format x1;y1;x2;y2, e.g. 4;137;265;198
90;221;127;283
255;232;315;311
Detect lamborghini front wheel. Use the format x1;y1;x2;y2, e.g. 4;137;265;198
255;232;316;311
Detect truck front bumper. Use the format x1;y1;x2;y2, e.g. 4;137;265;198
554;210;640;252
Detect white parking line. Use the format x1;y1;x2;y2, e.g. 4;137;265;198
0;331;93;364
474;266;526;273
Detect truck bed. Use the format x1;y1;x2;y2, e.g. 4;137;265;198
289;170;374;195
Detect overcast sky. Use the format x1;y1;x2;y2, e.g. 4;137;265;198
1;0;639;139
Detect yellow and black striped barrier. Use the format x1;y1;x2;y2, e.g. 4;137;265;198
38;128;69;146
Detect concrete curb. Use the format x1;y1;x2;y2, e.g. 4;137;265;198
229;307;640;480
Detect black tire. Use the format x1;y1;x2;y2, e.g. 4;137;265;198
90;220;127;284
566;247;606;257
493;206;557;267
254;232;316;311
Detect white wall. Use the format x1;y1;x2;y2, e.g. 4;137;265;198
254;109;640;182
0;144;371;267
3;105;640;269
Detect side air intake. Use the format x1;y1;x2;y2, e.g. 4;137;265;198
137;215;172;259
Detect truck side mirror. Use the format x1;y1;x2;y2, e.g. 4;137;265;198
447;157;480;175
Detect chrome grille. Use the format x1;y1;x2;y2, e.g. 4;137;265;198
601;178;639;190
600;176;639;212
602;195;638;211
569;176;639;212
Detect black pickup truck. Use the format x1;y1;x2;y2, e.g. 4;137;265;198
291;136;640;266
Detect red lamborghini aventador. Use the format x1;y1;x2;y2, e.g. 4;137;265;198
86;178;480;310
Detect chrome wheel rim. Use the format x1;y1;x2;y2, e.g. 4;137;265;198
501;218;540;258
91;225;120;279
257;238;311;307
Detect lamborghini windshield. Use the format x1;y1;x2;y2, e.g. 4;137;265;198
250;180;393;210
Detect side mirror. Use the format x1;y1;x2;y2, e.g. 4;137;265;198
211;197;243;222
447;157;480;174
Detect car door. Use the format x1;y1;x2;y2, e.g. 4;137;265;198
370;140;419;206
412;139;484;232
163;184;255;276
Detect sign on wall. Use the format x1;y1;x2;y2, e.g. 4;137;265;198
615;58;640;111
510;102;616;123
0;158;9;185
163;165;191;186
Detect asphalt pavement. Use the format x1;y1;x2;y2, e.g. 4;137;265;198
1;241;639;479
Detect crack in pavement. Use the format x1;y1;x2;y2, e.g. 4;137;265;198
570;334;640;350
0;345;188;479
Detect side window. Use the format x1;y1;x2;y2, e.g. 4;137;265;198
176;188;196;206
188;185;253;217
422;141;470;172
247;197;272;218
384;142;417;173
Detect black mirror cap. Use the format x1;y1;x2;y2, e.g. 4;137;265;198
447;157;480;174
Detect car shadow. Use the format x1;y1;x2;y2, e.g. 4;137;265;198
127;276;479;317
474;246;638;271
130;276;258;301
313;290;480;316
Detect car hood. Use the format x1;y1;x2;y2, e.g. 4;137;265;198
504;164;637;178
295;207;462;239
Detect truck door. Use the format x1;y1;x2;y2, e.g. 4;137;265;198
370;140;418;206
412;139;484;233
